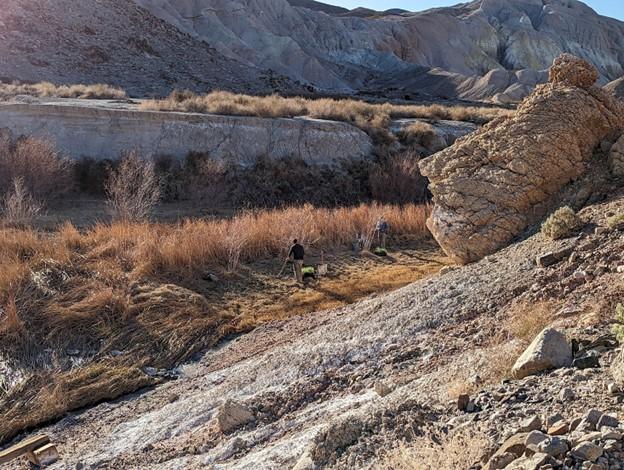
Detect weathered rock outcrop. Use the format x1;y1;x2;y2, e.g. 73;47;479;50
0;99;373;165
419;54;624;263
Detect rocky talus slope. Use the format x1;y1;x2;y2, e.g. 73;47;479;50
2;0;624;100
5;134;624;468
420;55;624;264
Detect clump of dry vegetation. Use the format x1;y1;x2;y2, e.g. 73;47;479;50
397;121;438;148
541;206;582;240
0;81;127;100
382;427;490;469
0;135;72;199
369;150;429;203
0;202;430;443
105;151;161;222
607;213;624;230
0;178;42;228
141;90;511;141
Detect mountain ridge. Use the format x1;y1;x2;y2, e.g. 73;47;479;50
1;0;623;101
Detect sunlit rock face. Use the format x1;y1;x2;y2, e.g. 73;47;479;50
419;55;624;264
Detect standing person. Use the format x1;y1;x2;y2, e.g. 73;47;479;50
288;239;305;284
376;216;389;248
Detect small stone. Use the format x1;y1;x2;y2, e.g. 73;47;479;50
595;226;608;236
601;427;623;440
559;387;575;401
608;383;620;395
597;414;619;429
512;328;572;379
494;433;529;458
525;430;549;450
571;442;603;462
548;421;569;436
30;443;59;466
457;394;470;411
215;400;255;433
487;452;516;470
518;416;543;433
505;452;550;470
573;355;601;369
545;413;565;428
537;252;559;268
537;436;569;457
465;399;477;413
570;416;583;431
584;409;603;427
374;381;392;397
66;349;80;356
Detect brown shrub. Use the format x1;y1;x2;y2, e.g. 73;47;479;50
105;151;161;222
370;150;429;204
0;136;72;200
0;178;43;228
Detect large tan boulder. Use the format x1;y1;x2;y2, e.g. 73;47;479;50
419;54;624;263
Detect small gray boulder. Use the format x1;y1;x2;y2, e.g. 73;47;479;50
511;328;572;379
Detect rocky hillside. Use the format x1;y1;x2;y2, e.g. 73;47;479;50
0;0;297;97
7;135;624;470
4;55;624;469
1;0;623;101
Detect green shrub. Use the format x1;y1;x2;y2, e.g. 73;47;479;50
612;304;624;342
607;214;624;230
540;206;582;240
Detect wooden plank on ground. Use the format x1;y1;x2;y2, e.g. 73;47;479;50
0;435;50;464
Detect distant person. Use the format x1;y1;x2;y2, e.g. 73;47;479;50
376;216;389;248
288;239;305;284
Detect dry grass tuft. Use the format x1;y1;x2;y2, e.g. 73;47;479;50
0;81;127;100
397;121;438;148
507;301;557;344
382;427;490;470
141;91;511;141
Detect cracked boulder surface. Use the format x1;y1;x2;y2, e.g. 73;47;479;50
419;54;624;264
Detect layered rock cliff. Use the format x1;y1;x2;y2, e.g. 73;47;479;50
419;54;624;263
0;99;373;165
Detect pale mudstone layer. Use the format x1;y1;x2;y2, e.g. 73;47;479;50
0;100;373;165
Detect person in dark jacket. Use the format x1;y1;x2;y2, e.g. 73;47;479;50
288;239;305;283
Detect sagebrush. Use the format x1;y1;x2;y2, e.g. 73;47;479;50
541;206;582;240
